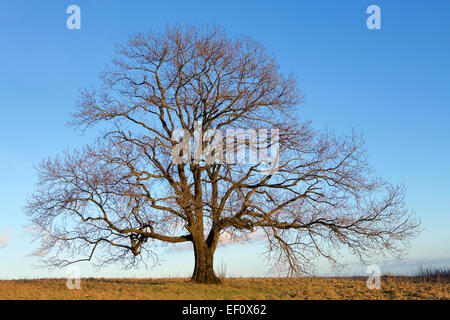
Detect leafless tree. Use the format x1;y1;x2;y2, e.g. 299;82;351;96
26;24;420;284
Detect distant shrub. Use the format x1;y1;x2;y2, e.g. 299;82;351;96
416;265;450;283
216;260;227;280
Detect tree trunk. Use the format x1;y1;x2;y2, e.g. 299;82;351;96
190;236;221;284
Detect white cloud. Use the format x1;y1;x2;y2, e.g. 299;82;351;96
0;227;10;248
24;226;41;234
166;242;192;253
218;230;265;245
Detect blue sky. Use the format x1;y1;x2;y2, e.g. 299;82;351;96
0;0;449;279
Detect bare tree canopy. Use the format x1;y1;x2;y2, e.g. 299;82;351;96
26;24;420;284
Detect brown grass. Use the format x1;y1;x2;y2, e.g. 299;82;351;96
0;277;447;300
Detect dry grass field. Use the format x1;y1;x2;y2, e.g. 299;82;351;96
0;276;448;300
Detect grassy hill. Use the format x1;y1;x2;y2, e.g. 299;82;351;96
0;276;448;300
